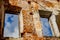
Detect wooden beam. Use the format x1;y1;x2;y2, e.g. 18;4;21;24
4;0;22;13
4;4;22;14
39;10;52;19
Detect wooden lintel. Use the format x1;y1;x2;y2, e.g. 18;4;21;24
4;0;22;13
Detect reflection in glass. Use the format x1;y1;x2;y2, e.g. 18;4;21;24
4;13;19;38
40;18;53;36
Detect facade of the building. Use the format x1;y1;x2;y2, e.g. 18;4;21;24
0;0;60;40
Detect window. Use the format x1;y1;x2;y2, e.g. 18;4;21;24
40;18;53;36
4;13;19;38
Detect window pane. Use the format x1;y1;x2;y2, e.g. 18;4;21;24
40;18;53;36
4;13;19;38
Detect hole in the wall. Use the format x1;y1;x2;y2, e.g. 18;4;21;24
28;1;31;4
30;12;33;15
21;33;24;37
57;0;60;2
